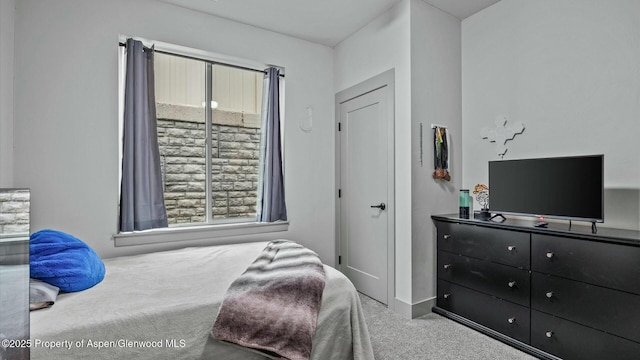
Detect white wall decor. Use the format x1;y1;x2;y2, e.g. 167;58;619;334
480;115;524;157
300;105;313;132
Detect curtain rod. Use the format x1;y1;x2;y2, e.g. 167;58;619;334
118;42;284;78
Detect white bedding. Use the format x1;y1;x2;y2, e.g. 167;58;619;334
30;241;374;360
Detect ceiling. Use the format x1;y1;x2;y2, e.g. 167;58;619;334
160;0;501;47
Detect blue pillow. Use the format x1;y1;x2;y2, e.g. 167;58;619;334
30;229;105;292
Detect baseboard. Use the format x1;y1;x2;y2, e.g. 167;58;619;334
394;296;436;319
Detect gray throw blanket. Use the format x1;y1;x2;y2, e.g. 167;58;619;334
212;240;326;360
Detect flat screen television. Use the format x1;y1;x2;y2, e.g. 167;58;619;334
488;155;604;223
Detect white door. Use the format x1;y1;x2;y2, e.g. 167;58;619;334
339;85;389;304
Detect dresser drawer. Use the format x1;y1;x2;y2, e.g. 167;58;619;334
532;234;640;294
531;310;640;360
437;280;530;344
436;221;530;268
438;251;530;306
532;272;640;343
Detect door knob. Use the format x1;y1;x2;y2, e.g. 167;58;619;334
370;203;386;210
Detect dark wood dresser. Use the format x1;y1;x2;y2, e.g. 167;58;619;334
432;214;640;360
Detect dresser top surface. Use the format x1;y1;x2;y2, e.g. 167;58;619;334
432;214;640;246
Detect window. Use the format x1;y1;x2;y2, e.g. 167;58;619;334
117;39;285;237
155;53;267;226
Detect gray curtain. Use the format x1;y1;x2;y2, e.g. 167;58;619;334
257;68;287;222
119;38;168;232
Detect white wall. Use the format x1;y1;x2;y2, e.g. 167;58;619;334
462;0;640;230
0;0;15;187
334;0;413;303
410;0;461;304
13;0;336;261
334;0;463;308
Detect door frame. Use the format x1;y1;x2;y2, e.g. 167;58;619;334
335;69;395;310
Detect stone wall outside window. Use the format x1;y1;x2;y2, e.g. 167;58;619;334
156;104;261;225
0;190;30;235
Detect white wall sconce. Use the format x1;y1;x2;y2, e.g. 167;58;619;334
300;105;313;132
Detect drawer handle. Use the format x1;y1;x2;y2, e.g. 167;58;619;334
546;291;554;299
507;245;516;251
443;234;451;240
546;252;554;259
546;331;554;338
443;293;451;299
443;264;452;270
508;317;516;324
508;281;517;288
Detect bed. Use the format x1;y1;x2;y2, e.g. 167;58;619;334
29;241;374;360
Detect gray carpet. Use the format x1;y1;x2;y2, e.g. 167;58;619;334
358;293;536;360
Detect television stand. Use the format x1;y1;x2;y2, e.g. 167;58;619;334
489;213;506;222
432;214;640;360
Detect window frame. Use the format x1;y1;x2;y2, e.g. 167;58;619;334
116;37;288;243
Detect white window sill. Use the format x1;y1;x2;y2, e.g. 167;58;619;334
0;233;29;243
113;221;289;247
